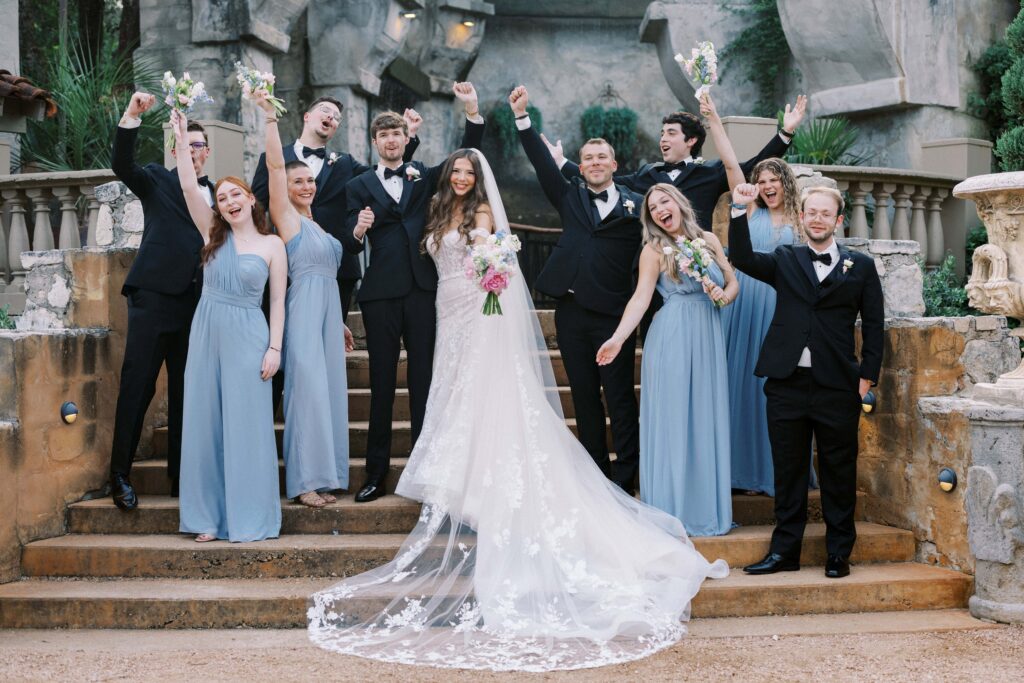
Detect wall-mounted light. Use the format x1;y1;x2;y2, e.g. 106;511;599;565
403;11;419;19
60;401;79;424
938;468;958;492
462;17;476;27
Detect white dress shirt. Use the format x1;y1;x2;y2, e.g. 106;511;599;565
797;240;840;367
375;164;405;204
294;140;325;178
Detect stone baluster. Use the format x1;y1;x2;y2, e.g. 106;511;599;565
2;189;30;287
0;194;8;284
832;179;849;239
24;187;55;251
910;186;929;264
891;185;912;240
871;182;896;240
80;184;101;247
53;185;82;250
926;187;948;268
847;181;871;239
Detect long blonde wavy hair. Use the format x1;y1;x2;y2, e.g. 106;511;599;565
750;157;804;241
640;183;704;283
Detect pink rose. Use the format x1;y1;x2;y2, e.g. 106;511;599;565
482;271;509;293
177;93;190;105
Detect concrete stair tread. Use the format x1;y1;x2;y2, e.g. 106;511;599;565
70;494;415;511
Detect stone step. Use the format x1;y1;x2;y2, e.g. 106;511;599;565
70;489;866;534
21;523;913;579
152;418;610;459
0;563;972;628
342;348;642;389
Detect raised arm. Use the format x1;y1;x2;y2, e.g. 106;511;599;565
254;92;301;242
170;110;215;242
454;82;485;150
510;86;570;208
727;183;778;284
401;108;422;165
112;92;159;199
701;94;743;191
595;245;662;365
736;94;806;182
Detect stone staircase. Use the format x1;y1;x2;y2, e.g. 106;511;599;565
0;312;973;629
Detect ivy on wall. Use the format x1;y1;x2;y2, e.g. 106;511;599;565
579;105;639;163
489;105;542;158
720;0;795;118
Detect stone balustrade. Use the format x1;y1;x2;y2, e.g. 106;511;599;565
0;170;117;313
811;165;964;268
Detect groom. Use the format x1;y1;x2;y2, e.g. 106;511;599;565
344;82;485;502
512;85;644;494
729;184;884;579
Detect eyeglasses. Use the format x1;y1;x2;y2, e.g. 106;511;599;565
316;106;342;123
804;211;837;221
188;142;209;151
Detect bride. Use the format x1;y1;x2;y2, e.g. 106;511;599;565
307;148;729;672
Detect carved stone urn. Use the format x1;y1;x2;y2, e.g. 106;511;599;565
954;172;1024;397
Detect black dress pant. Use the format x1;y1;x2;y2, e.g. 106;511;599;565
555;295;639;492
764;368;861;560
109;287;199;480
360;287;436;482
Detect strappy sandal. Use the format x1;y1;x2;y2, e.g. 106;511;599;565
319;492;337;504
195;533;217;543
298;491;327;508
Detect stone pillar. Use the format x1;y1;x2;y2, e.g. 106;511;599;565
921;138;995;278
963;401;1024;623
840;238;926;318
0;138;10;174
702;116;779;164
163;119;246;181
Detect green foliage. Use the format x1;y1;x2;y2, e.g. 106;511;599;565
965;224;988;277
489;104;541;158
579;105;639;162
781;116;868;166
922;254;972;317
968;42;1014;140
996;125;1024;172
0;305;15;331
720;0;795;117
1000;58;1024;128
1007;8;1024;55
17;37;166;172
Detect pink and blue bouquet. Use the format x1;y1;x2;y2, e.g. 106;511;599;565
674;41;718;98
665;236;725;307
161;71;213;114
463;231;521;316
234;62;288;117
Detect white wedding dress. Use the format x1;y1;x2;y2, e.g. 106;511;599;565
307;152;728;672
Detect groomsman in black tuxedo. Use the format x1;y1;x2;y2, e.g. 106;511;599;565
728;184;884;579
554;95;807;230
108;92;211;510
511;85;644;494
344;82;485;502
251;98;423;321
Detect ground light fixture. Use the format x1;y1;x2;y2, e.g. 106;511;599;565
60;401;79;424
861;390;876;414
938;467;958;492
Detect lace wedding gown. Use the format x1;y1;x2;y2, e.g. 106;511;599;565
307;153;728;672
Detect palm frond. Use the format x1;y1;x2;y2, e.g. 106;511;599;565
781;116;869;166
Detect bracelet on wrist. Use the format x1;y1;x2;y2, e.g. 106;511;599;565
780;128;795;137
730;202;747;210
268;345;280;352
466;110;479;118
514;113;529;120
266;117;278;124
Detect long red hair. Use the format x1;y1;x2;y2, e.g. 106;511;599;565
201;176;271;264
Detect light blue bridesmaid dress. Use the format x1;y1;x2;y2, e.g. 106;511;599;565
721;207;816;496
282;217;349;498
179;232;282;542
640;261;732;537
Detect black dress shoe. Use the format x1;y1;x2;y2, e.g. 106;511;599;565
110;473;138;511
743;552;800;575
170;477;179;498
355;480;383;503
825;554;850;578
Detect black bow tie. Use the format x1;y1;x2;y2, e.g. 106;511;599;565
588;189;609;202
197;175;210;187
383;165;406;180
809;250;832;266
662;161;689;173
302;146;326;159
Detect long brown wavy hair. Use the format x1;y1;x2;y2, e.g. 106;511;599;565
640;183;703;283
201;176;272;264
750;157;803;240
423;149;489;254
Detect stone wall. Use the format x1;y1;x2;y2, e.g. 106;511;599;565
859;315;1020;572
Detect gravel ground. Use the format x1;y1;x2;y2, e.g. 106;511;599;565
2;625;1023;682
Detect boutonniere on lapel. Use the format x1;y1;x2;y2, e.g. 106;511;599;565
842;258;854;274
693;157;705;165
405;165;421;182
327;152;338;166
623;198;635;215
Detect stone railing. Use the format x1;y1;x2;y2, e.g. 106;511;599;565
0;170;117;312
811;165;965;268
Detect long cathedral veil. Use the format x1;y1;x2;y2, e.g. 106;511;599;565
307;148;728;672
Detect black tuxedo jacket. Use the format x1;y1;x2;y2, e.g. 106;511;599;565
728;213;885;391
563;134;789;230
250;137;420;281
520;123;644;318
343;121;485;303
112;125;205;298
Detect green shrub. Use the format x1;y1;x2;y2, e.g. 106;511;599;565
922;253;971;317
1001;58;1024;128
0;305;15;330
968;42;1014;140
579;105;638;163
996;125;1024;172
721;0;794;117
782;116;868;166
490;104;542;158
1006;8;1024;55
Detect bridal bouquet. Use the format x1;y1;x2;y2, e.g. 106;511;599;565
674;41;718;98
234;62;288;117
463;231;521;316
161;71;213;114
666;236;725;307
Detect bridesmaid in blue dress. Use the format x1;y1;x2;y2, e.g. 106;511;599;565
255;91;354;508
721;158;817;496
598;183;739;536
170;111;288;542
